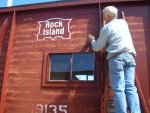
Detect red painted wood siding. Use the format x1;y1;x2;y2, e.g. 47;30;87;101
0;1;150;113
3;4;101;113
0;14;12;102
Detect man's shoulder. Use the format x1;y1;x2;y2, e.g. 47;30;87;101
103;19;127;30
109;19;127;27
101;25;109;33
117;19;127;24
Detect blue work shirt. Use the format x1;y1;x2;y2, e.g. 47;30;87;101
91;19;136;59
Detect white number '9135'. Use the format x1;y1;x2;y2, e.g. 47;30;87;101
34;104;67;113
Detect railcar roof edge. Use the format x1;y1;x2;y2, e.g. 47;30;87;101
0;0;146;13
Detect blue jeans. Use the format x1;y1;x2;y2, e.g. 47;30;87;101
108;53;141;113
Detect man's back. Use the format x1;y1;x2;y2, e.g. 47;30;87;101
104;19;136;59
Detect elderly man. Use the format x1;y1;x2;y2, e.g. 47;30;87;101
87;6;141;113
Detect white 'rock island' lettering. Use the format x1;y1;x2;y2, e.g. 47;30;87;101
37;18;72;41
43;20;64;35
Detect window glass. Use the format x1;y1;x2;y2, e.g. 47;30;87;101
50;54;70;80
49;53;94;81
72;53;94;81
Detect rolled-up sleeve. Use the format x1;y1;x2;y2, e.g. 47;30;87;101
91;27;109;52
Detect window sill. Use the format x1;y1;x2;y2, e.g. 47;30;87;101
42;80;98;88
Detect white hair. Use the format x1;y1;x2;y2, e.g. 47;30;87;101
102;6;118;19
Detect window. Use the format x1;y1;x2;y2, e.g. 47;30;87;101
49;53;94;81
42;52;97;87
72;53;94;81
50;54;70;80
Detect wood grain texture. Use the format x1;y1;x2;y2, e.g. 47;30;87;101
0;1;150;113
0;14;12;105
2;5;102;113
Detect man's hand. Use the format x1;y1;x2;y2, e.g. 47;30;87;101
87;34;95;42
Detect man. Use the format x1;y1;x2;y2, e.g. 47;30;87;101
87;6;141;113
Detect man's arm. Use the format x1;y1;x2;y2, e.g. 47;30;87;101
87;27;109;52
